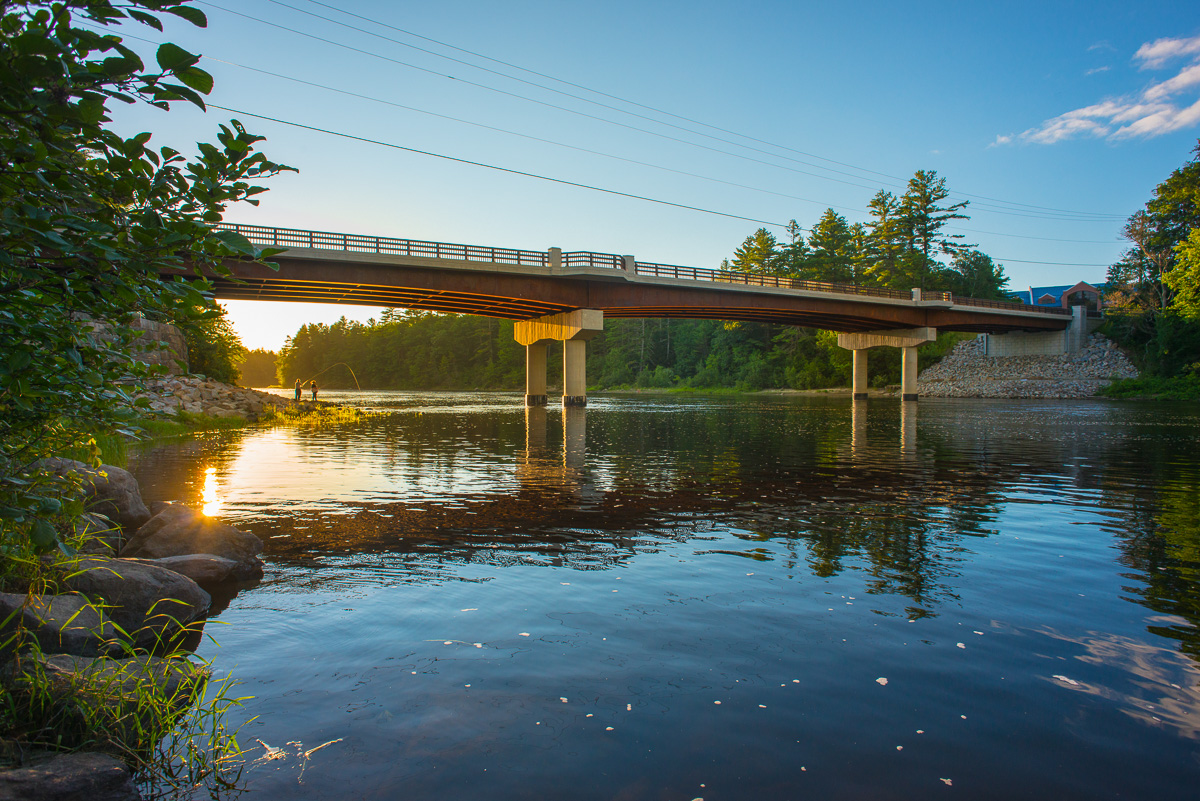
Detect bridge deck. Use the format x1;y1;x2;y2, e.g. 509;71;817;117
210;224;1075;334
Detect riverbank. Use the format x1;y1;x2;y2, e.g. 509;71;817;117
915;334;1138;398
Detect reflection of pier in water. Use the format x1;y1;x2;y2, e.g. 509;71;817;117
517;406;601;499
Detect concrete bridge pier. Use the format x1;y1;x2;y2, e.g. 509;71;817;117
837;326;937;402
515;310;604;407
852;350;869;400
525;342;548;405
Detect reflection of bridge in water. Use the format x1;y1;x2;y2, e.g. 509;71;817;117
209;223;1092;405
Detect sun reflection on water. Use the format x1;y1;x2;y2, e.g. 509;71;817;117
201;466;222;516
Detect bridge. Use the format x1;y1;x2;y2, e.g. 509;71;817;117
209;223;1089;405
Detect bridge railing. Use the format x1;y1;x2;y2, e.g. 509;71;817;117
216;222;1076;316
949;295;1072;315
635;261;925;301
562;251;625;270
215;223;549;267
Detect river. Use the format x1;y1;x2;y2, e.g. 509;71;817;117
126;391;1200;800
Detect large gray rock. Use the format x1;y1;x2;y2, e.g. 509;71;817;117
0;751;139;801
0;592;118;658
122;505;263;570
37;459;151;533
60;558;210;653
129;554;262;587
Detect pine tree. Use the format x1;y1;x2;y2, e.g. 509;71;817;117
806;209;855;283
731;228;782;275
898;170;972;290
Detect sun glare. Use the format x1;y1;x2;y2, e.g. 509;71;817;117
201;466;222;517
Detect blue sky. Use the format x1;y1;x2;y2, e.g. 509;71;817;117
104;0;1200;350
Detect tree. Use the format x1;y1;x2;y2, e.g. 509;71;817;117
1165;228;1200;319
239;348;279;387
1;0;292;554
778;219;810;278
730;228;781;275
950;250;1009;299
181;301;246;383
863;190;906;287
898;170;971;289
1108;142;1200;311
805;209;856;283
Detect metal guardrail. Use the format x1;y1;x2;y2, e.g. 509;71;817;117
635;260;917;300
216;222;1074;316
949;295;1073;315
216;223;548;267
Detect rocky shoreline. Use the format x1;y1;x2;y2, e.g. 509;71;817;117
131;375;292;420
1;460;266;800
917;334;1139;399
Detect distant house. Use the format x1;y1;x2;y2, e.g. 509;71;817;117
1008;281;1105;311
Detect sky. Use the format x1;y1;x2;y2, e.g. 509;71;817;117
100;0;1200;351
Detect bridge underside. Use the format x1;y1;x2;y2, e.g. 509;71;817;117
210;256;1068;335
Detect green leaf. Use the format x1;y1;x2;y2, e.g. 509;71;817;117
129;10;164;31
155;42;200;72
31;519;58;550
176;65;214;95
165;6;209;27
213;229;257;255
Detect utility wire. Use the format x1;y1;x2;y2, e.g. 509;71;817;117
287;0;1127;221
206;54;1121;244
209;104;789;228
210;105;1114;266
202;1;1121;223
87;20;1123;253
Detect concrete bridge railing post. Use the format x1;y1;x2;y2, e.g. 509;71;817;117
514;310;604;407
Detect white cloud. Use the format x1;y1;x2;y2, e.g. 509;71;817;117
1134;35;1200;69
1000;34;1200;144
1143;62;1200;101
1085;66;1110;76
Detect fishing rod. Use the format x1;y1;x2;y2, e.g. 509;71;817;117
298;362;363;391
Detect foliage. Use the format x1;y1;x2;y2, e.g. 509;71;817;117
1100;373;1200;400
1165;227;1200;319
724;169;1006;297
178;301;246;383
1100;311;1200;378
1;607;250;797
0;0;292;559
238;348;278;387
1107;139;1200;312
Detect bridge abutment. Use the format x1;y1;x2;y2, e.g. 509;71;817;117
514;309;604;407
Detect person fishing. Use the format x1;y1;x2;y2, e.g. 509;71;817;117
310;380;318;401
294;379;302;401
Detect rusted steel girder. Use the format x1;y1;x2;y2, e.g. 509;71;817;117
208;254;1069;335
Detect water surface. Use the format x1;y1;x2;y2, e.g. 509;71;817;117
127;392;1200;800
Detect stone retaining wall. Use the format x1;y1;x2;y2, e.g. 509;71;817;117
917;334;1138;398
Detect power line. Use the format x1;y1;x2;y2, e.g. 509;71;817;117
287;0;1128;221
208;104;789;228
211;105;1114;267
203;1;1123;223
